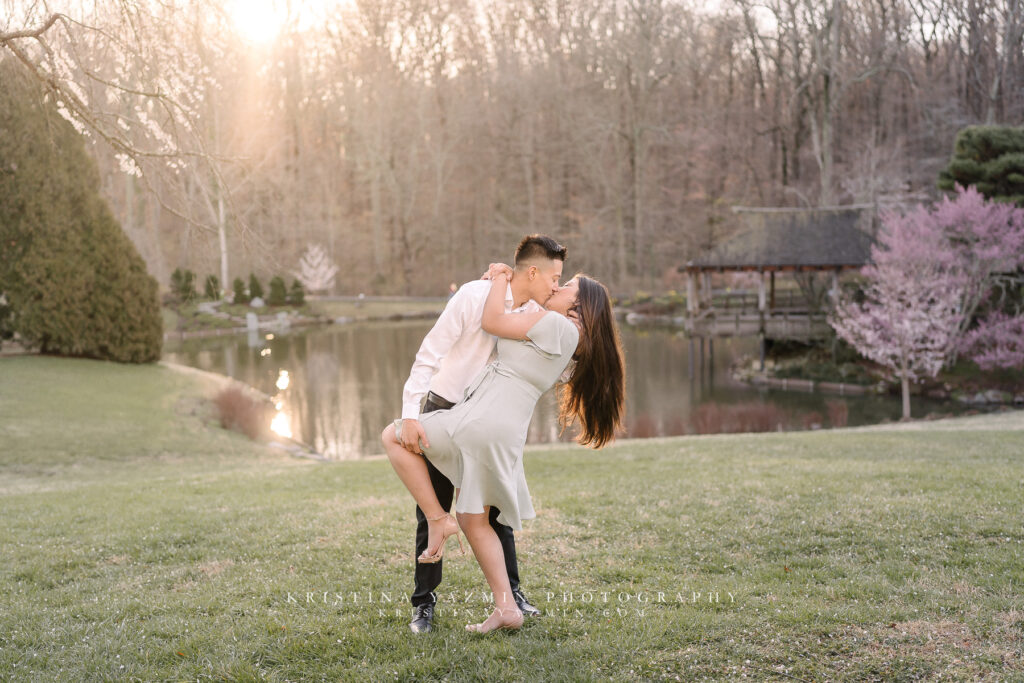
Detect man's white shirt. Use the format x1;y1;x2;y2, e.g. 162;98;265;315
401;279;543;419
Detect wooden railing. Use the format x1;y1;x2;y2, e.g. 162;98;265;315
708;289;818;313
687;309;832;341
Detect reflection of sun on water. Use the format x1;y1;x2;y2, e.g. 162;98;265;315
270;369;292;437
271;411;292;438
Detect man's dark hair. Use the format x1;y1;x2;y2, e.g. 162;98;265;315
514;234;567;266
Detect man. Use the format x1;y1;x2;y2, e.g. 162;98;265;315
400;234;567;633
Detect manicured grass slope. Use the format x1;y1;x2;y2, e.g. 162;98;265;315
1;356;1022;680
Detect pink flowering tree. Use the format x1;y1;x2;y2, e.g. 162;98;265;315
927;186;1024;356
830;206;967;419
832;187;1024;411
959;313;1024;370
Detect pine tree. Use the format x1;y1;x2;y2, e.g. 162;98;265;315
232;277;249;304
171;268;185;298
170;268;196;303
938;126;1024;205
288;280;306;307
268;276;287;306
248;273;264;301
0;60;161;363
203;274;220;300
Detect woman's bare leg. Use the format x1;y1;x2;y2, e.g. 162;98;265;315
382;424;454;558
457;508;523;632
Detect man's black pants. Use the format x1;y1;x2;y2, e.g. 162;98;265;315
410;394;520;607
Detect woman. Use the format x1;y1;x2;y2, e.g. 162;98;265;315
382;266;625;633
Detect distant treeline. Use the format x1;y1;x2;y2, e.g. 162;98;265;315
10;1;1024;295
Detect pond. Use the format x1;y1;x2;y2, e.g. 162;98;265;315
162;320;965;460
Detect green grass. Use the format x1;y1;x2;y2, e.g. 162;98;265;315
2;356;1023;680
768;345;876;386
162;302;243;333
940;359;1024;396
218;302;320;319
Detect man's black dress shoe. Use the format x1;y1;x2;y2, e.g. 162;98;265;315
410;603;434;633
512;590;541;617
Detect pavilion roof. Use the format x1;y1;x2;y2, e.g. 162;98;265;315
686;206;875;271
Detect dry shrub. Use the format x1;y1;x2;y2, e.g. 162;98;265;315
691;402;726;434
826;399;849;428
801;410;824;430
213;386;271;440
630;414;657;438
691;401;788;434
665;415;688;436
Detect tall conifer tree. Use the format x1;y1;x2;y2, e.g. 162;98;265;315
0;60;162;362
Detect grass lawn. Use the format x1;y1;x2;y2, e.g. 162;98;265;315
161;303;244;334
1;356;1022;681
217;303;321;319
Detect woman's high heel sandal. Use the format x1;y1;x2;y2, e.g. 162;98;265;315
417;513;465;564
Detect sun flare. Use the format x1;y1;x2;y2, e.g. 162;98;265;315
227;0;287;44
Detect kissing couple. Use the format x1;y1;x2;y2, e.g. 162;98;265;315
382;234;626;634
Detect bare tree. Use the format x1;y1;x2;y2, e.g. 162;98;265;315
6;0;1023;296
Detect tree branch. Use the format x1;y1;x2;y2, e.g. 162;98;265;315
0;13;62;44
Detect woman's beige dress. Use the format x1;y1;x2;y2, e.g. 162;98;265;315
395;311;579;530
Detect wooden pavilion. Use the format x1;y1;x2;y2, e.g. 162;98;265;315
680;205;875;342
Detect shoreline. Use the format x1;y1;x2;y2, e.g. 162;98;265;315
162;307;441;341
5;354;1023;466
739;373;875;395
158;359;329;461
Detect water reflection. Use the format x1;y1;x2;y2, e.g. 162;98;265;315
270;410;292;438
163;321;962;460
270;369;292;438
275;369;290;391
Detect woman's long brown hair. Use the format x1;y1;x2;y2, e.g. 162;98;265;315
559;275;625;448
